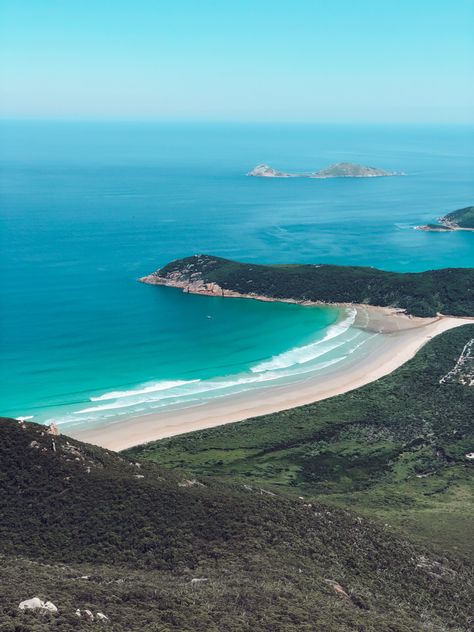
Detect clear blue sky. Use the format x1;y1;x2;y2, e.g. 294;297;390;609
0;0;473;122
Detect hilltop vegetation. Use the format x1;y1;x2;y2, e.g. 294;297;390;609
151;254;474;317
128;325;474;560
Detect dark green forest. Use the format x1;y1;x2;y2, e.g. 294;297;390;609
156;254;474;317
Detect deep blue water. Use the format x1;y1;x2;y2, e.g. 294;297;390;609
1;122;473;429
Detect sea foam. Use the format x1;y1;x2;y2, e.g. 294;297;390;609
250;308;357;373
90;380;199;401
74;356;349;416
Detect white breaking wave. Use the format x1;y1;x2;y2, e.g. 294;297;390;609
75;372;288;414
74;356;348;416
66;307;371;424
90;379;199;401
250;308;357;373
76;400;141;414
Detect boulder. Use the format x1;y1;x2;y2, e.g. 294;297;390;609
84;609;94;621
47;422;60;436
178;478;204;488
19;597;43;610
96;612;109;622
19;597;58;613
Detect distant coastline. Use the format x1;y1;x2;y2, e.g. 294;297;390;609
416;205;474;232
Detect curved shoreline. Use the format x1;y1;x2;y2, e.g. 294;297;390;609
139;272;449;332
72;304;474;451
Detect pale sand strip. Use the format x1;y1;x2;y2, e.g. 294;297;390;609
73;308;473;451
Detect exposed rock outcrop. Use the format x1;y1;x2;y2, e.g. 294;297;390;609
76;609;109;623
178;478;205;488
141;269;225;296
47;422;60;436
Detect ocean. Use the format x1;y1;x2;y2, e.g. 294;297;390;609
1;121;473;430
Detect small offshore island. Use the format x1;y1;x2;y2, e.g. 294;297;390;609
248;161;403;178
416;205;474;232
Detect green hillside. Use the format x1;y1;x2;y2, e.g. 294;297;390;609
152;254;474;316
443;206;474;229
2;321;473;630
128;325;474;560
1;395;473;630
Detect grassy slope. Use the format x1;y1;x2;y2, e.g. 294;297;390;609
127;325;474;560
157;254;474;317
1;413;473;631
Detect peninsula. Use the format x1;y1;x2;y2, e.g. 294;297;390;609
140;254;474;317
416;205;474;232
247;162;402;178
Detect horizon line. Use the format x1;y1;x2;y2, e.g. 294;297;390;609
1;116;474;126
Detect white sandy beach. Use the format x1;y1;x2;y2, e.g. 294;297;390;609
72;305;473;451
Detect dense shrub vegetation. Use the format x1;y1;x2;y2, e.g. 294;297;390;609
158;254;474;316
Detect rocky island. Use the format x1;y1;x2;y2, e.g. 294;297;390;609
417;205;474;232
247;161;403;178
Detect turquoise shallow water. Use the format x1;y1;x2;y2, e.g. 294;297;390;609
0;122;473;429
